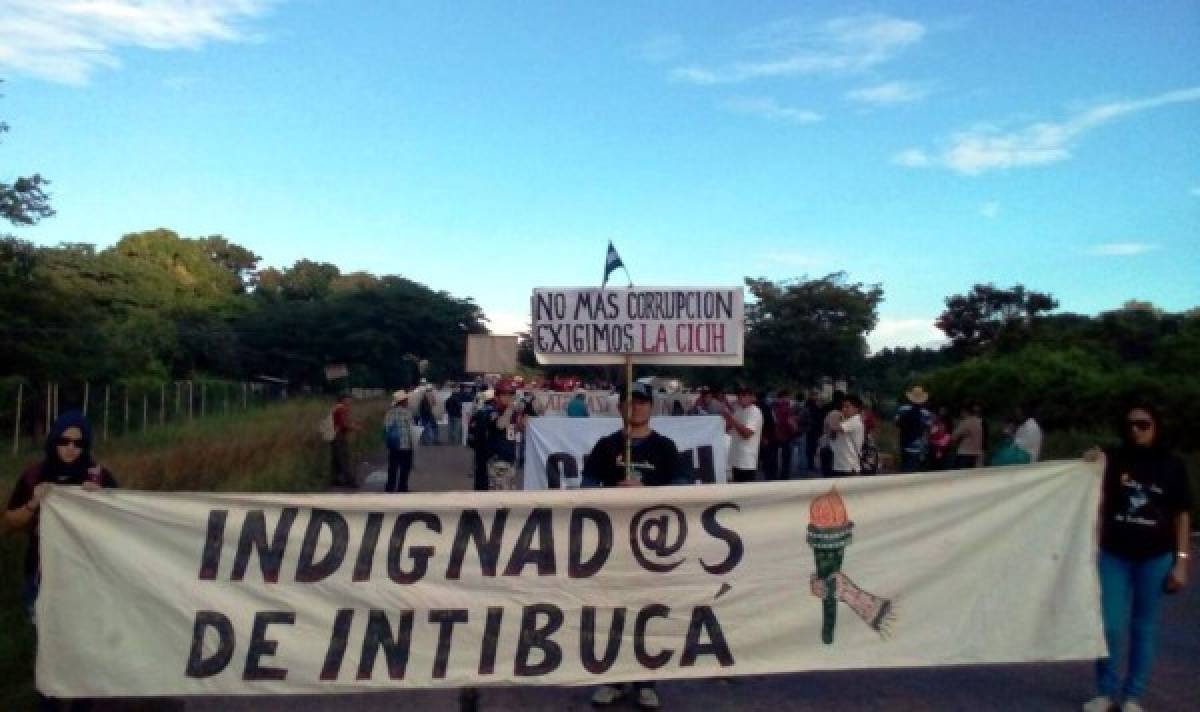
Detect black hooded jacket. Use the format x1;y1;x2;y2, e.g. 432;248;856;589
6;411;118;577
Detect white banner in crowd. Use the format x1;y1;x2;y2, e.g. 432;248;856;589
37;462;1105;697
532;287;744;365
525;390;619;417
524;416;730;489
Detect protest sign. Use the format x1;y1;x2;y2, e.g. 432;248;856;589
531;287;744;365
465;335;518;374
524;416;729;489
37;462;1104;697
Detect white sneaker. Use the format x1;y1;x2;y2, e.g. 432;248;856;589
1082;696;1114;712
1122;700;1145;712
591;685;624;705
636;686;661;710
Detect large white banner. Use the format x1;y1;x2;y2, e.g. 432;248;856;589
524;416;730;489
531;287;744;365
37;462;1105;698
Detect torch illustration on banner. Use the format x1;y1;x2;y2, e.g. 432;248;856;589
806;486;895;644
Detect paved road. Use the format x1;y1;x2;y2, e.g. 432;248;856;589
107;444;1199;711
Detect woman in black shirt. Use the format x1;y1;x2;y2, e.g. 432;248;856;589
1083;404;1191;712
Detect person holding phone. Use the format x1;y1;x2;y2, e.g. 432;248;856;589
1083;404;1191;712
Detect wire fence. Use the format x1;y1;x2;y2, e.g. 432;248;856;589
0;377;296;455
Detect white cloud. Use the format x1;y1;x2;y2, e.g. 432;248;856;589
637;33;685;63
0;0;276;84
898;86;1200;175
1085;242;1160;257
846;80;931;105
891;148;931;167
671;14;925;85
979;201;1000;219
721;97;822;124
867;318;947;353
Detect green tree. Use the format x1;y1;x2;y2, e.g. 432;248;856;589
1;82;54;230
198;235;261;292
744;273;883;386
936;283;1058;353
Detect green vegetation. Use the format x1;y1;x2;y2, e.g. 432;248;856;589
0;229;489;389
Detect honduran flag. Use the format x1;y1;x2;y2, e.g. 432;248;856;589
602;241;625;287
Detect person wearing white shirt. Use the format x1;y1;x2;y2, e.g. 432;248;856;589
830;395;865;476
1013;406;1043;462
724;386;763;483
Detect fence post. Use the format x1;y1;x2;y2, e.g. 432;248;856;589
242;382;248;410
188;381;194;420
83;381;90;417
123;387;130;435
201;383;207;418
53;382;59;422
160;384;166;426
142;394;148;432
13;382;23;455
103;385;110;442
46;383;52;434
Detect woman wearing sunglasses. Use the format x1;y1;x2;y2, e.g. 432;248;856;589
5;410;121;615
1083;404;1191;712
5;411;117;710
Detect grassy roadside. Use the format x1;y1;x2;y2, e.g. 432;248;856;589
0;397;387;709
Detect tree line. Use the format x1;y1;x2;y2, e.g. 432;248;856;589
0;229;488;389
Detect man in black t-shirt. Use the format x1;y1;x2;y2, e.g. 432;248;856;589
582;383;681;488
583;382;679;710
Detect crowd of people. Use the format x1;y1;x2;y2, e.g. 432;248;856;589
320;379;1190;712
2;380;1189;712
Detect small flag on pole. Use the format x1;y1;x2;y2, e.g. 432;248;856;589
602;241;625;287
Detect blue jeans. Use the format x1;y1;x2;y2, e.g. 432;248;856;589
1096;550;1175;699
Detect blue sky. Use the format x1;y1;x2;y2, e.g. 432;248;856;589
2;1;1198;350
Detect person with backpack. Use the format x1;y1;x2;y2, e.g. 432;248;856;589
467;389;495;491
828;395;865;477
445;385;466;446
459;381;521;712
895;386;932;473
382;390;415;492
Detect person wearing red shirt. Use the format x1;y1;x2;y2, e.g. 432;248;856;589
330;393;360;487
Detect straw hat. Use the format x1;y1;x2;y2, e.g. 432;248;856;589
905;386;929;404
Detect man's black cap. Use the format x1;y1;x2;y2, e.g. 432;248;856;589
619;382;654;402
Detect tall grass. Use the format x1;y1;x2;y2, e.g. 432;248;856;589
0;397;387;709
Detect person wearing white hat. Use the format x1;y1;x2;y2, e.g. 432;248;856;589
895;386;932;473
382;390;415;492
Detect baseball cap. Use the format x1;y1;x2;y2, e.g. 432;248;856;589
619;382;654;402
494;380;516;395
